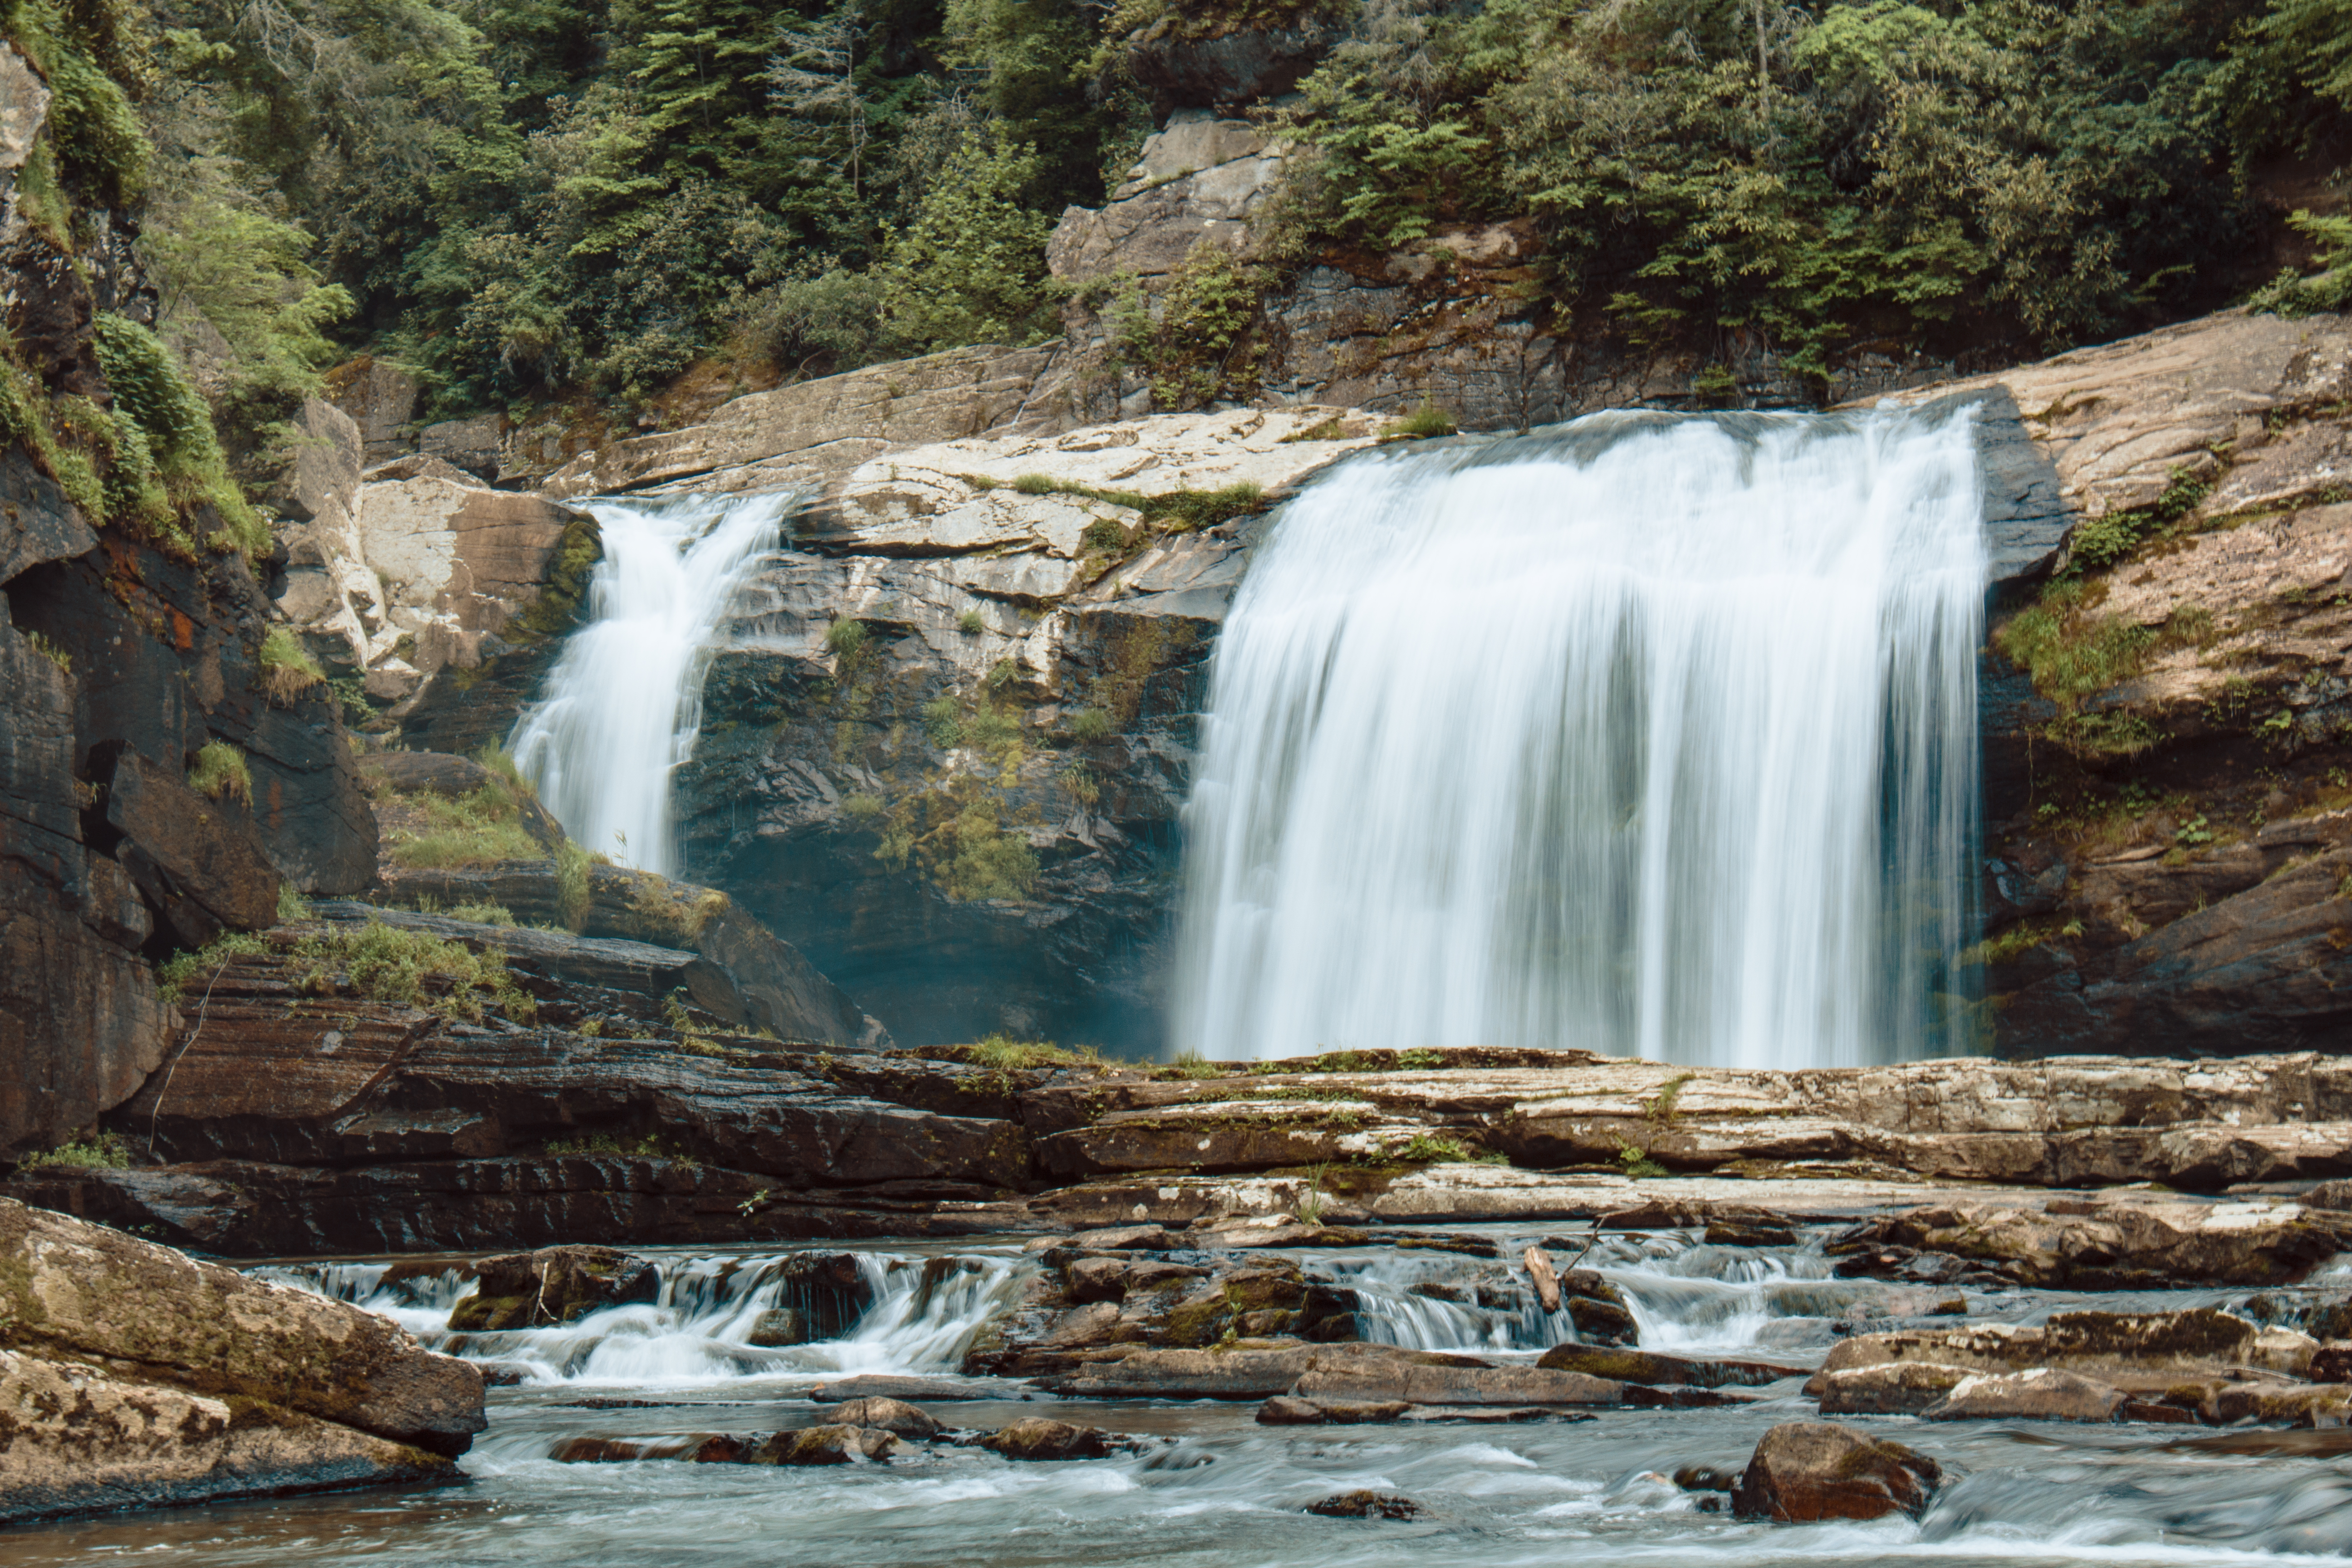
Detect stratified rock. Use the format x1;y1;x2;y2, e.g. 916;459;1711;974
1730;1422;1942;1523
830;1397;941;1438
0;1199;484;1459
810;1374;1032;1403
0;1350;456;1525
756;1252;878;1342
1808;1309;2311;1396
1827;1204;2344;1289
746;1424;902;1465
1922;1368;2128;1423
1293;1358;1737;1410
1304;1490;1423;1519
446;1245;658;1330
1534;1345;1788;1388
976;1417;1136;1461
102;745;281;944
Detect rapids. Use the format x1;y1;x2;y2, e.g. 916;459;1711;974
507;488;792;877
1173;407;1987;1067
12;1228;2349;1566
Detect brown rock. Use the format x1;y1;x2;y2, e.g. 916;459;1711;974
1809;1308;2298;1392
552;1433;745;1463
0;1199;483;1457
746;1424;902;1465
1731;1421;1942;1523
446;1245;658;1330
1256;1396;1410;1425
830;1397;941;1437
103;746;281;944
744;1308;812;1348
1535;1345;1788;1388
1922;1368;2128;1423
1828;1205;2344;1289
1292;1361;1632;1408
1565;1294;1639;1346
975;1417;1134;1461
0;1350;457;1525
1304;1490;1423;1519
1815;1362;1975;1416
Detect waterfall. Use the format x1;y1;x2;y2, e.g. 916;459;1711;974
1173;406;1987;1068
508;490;793;877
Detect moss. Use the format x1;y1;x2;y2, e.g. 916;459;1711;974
510;513;605;643
186;741;251;806
88;316;266;558
384;777;544;869
1281;415;1349;443
257;627;325;705
288;917;535;1023
958;1034;1102;1070
825;618;871;657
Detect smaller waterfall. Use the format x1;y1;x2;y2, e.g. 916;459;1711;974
508;489;793;877
259;1250;1029;1387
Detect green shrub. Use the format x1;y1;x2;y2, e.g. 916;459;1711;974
825;618;871;657
20;1131;133;1170
2248;211;2352;318
875;126;1058;351
187;741;252;806
385;776;544;870
958;609;986;635
88;316;266;558
922;695;967;747
1013;473;1059;495
1069;706;1114;742
1391;401;1457;440
1106;242;1269;410
157;931;270;1005
289;918;534;1024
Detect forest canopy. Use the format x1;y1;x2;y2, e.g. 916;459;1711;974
18;0;2352;443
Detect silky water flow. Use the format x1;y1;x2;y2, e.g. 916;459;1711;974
1172;406;1989;1068
507;489;792;877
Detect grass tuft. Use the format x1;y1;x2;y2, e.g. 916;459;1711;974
258;627;325;705
187;741;252;806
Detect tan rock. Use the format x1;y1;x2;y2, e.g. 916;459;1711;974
1811;1308;2295;1395
0;1350;454;1525
745;1424;901;1465
1814;1361;1975;1416
1923;1367;2129;1423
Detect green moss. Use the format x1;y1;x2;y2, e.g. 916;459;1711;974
510;514;605;644
958;609;985;635
88;316;265;558
825;618;871;657
385;780;544;869
959;1034;1102;1070
1280;415;1349;443
1387;1132;1507;1165
186;740;251;806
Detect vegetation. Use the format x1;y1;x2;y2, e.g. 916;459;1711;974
18;1131;133;1170
186;740;252;805
382;769;545;868
157;930;270;1005
258;628;326;705
21;629;71;673
1386;1131;1508;1166
1389;401;1456;440
544;1131;696;1166
960;1034;1103;1069
288;918;536;1023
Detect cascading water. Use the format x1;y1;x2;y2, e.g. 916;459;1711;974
1174;405;1988;1068
507;489;794;877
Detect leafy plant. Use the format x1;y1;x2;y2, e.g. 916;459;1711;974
21;629;71;673
1617;1142;1669;1179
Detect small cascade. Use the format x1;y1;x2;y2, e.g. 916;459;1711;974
266;1249;1030;1387
507;488;794;877
1326;1251;1575;1352
1174;406;1988;1068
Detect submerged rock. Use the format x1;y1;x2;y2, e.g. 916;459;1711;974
447;1245;658;1330
975;1417;1136;1461
829;1397;942;1437
1730;1422;1942;1523
1305;1490;1424;1519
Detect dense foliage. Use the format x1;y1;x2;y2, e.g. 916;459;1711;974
15;0;2352;439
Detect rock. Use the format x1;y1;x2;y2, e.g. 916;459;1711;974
1256;1396;1410;1425
975;1417;1134;1461
1045;1342;1421;1401
1921;1367;2130;1423
1730;1422;1942;1524
745;1308;812;1347
418;412;506;481
552;1434;746;1464
0;1199;485;1457
102;744;282;944
1808;1309;2308;1398
810;1375;1031;1403
0;446;94;583
1814;1362;1976;1416
2308;1180;2352;1211
322;356;422;466
746;1424;901;1465
1565;1293;1639;1347
829;1397;941;1437
1122;20;1344;118
1045;112;1290;283
1291;1360;1636;1409
1304;1490;1423;1519
446;1245;659;1330
1705;1220;1800;1248
2312;1343;2352;1382
1534;1346;1788;1388
1828;1207;2345;1289
0;1349;457;1525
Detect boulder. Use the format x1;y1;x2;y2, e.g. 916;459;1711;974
0;1200;484;1459
1808;1309;2307;1393
829;1397;941;1438
1564;1293;1639;1346
975;1417;1134;1461
1827;1205;2345;1289
1122;19;1344;118
0;1349;456;1525
1304;1490;1423;1520
103;745;281;944
758;1252;878;1342
1921;1368;2129;1423
446;1245;659;1330
1730;1422;1942;1523
1256;1396;1410;1425
745;1308;812;1347
746;1424;901;1465
1814;1362;1975;1416
552;1434;746;1464
322;356;422;466
1535;1345;1788;1388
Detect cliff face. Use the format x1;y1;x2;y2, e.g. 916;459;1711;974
0;39;375;1158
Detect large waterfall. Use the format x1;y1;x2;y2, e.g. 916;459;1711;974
1173;407;1987;1069
509;490;790;877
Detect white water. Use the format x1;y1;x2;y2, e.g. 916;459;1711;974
262;1249;1028;1387
1174;407;1988;1068
507;490;792;877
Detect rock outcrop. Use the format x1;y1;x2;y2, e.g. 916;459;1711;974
0;1198;482;1524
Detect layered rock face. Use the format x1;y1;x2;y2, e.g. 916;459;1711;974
0;1197;481;1523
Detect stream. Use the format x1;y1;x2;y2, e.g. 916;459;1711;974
10;1226;2350;1565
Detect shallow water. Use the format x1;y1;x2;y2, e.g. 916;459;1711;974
12;1227;2348;1567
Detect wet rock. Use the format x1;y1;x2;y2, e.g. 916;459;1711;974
976;1417;1136;1461
1827;1203;2344;1289
2310;1343;2352;1382
1045;1342;1444;1400
744;1308;812;1348
1673;1465;1739;1494
1070;1224;1187;1250
1257;1396;1411;1425
1293;1360;1656;1409
1534;1346;1789;1388
552;1434;746;1464
0;1349;458;1526
0;1200;483;1457
811;1375;1032;1403
1066;1254;1210;1302
2307;1180;2352;1211
1705;1220;1800;1248
1730;1421;1942;1523
746;1424;902;1465
1564;1293;1640;1347
103;745;282;945
759;1252;879;1343
447;1245;659;1330
1305;1490;1423;1519
1922;1368;2130;1423
1808;1308;2306;1393
1814;1362;1975;1416
830;1397;942;1438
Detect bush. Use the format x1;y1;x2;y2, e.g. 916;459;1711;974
88;316;266;557
382;766;545;870
1391;401;1456;439
825;618;871;657
258;628;325;705
958;609;986;635
187;741;251;806
19;1131;133;1170
875;126;1058;352
2249;211;2352;318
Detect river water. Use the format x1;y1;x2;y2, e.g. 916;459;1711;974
10;1226;2348;1565
1173;407;1987;1068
